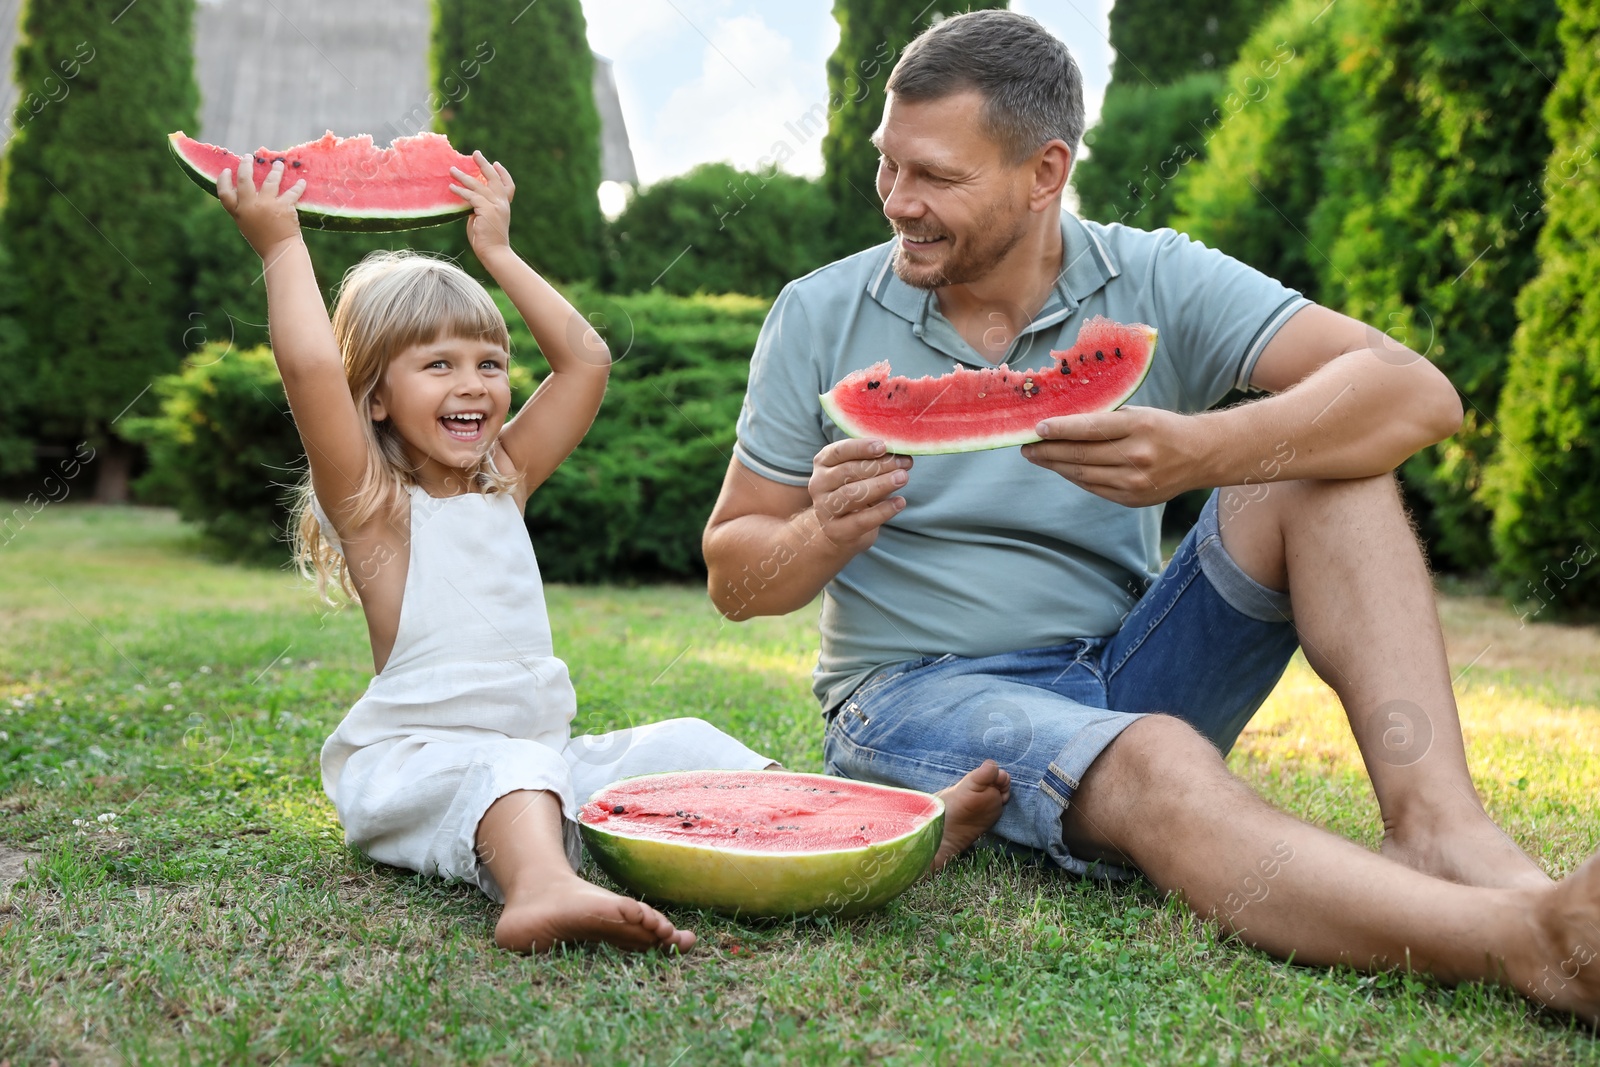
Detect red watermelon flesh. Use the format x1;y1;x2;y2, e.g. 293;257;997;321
819;315;1158;455
578;770;945;916
167;130;485;233
579;769;939;852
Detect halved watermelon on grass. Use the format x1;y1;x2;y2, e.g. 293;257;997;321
578;770;943;918
167;130;485;232
820;315;1158;455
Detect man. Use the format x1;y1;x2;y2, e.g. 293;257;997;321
701;10;1600;1020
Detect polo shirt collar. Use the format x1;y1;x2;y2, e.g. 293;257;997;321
865;210;1121;328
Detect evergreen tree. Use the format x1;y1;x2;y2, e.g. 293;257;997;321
1106;0;1263;84
1070;72;1223;231
1072;0;1262;230
1170;0;1344;297
1309;0;1560;570
432;0;601;281
822;1;1007;258
1484;0;1600;613
0;0;198;500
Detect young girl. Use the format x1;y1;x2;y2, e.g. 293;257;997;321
219;153;1009;955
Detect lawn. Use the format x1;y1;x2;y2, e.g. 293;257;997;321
2;503;1598;1066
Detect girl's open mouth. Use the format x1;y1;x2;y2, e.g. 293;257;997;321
440;413;485;440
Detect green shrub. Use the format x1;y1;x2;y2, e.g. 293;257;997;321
1483;0;1600;614
498;285;770;581
1307;0;1561;571
120;346;305;563
603;164;833;298
1105;0;1264;84
1170;0;1342;298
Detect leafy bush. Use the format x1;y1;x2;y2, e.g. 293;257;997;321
1170;0;1342;298
498;285;770;581
120;346;305;563
1306;0;1561;571
603;164;833;298
127;288;771;581
1483;0;1600;614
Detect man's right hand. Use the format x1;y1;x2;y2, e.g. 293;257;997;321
808;438;911;551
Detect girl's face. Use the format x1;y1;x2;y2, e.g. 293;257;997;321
369;335;512;487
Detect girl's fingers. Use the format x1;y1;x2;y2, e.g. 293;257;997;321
218;167;237;209
282;177;307;205
450;164;484;190
261;158;284;196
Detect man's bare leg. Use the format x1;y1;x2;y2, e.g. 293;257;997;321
476;789;696;954
1064;715;1600;1022
1217;473;1548;889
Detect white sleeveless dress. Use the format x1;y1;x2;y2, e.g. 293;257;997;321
314;480;771;903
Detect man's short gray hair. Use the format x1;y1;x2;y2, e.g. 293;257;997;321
887;10;1085;165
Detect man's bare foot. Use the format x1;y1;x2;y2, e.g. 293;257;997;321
931;759;1011;873
1381;804;1551;890
494;875;695;954
1510;850;1600;1026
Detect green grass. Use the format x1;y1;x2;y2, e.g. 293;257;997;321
2;503;1598;1065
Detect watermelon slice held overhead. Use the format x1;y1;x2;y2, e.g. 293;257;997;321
578;770;943;918
167;130;485;232
820;315;1158;455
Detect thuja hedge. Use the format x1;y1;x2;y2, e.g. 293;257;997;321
123;286;771;581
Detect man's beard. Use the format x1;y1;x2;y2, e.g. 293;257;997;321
890;199;1031;290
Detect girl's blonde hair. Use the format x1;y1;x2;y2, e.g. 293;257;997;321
289;250;520;603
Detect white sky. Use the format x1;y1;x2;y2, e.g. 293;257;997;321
581;1;1113;187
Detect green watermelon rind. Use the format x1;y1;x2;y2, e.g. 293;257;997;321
578;770;944;919
167;132;472;234
819;324;1158;456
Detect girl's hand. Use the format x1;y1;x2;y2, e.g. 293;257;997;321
218;158;306;260
451;151;514;262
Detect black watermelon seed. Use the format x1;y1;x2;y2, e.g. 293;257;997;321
1078;354;1086;363
611;804;626;814
1114;347;1122;358
681;821;694;828
1060;364;1070;374
1095;350;1105;361
291;160;303;168
253;156;265;165
867;380;881;390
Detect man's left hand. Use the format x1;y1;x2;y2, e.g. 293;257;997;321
1022;406;1208;507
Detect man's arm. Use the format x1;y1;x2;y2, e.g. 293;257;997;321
703;441;911;619
1022;304;1465;506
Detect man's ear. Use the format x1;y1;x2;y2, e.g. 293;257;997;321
1029;140;1072;212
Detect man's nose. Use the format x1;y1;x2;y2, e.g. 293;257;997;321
881;174;924;222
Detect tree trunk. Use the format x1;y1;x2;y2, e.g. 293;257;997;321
92;439;132;503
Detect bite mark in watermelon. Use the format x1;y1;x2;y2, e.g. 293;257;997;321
167;130;485;233
819;315;1158;455
578;770;944;918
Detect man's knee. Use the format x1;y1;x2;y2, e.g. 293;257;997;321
1081;714;1231;815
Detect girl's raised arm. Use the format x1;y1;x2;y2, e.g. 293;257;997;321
450;153;611;496
219;160;371;530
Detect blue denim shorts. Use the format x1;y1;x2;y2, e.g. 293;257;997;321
822;489;1299;878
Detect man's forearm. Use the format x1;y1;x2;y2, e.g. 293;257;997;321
705;509;857;619
1200;348;1464;489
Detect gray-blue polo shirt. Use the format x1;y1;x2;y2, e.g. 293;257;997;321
733;212;1310;714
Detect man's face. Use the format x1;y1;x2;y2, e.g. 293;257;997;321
873;89;1036;290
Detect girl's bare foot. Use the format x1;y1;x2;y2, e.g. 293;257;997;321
931;759;1011;873
494;875;696;954
1513;850;1600;1025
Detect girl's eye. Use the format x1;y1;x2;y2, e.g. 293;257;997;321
480;360;504;372
428;359;449;369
